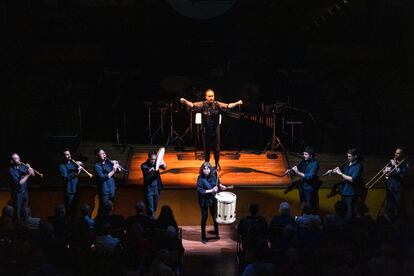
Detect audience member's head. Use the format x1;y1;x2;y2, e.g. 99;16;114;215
54;204;66;218
22;207;32;219
158;205;175;221
135;201;146;214
80;204;91;217
249;203;259;216
104;200;114;214
279;202;291;216
2;205;14;218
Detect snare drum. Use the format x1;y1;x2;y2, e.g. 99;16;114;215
215;192;237;224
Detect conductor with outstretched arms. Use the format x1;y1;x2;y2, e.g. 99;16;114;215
180;89;243;171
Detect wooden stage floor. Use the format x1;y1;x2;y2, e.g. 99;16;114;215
127;149;291;187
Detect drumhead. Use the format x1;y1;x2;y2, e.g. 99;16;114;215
215;191;236;203
155;147;165;171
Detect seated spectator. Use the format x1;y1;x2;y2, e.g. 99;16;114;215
80;204;94;229
0;205;15;238
95;223;122;253
237;203;268;252
124;223;153;270
96;201;125;232
149;249;175;276
241;245;274;276
350;202;375;227
278;247;305;276
126;201;154;230
47;204;70;237
21;208;41;230
270;201;295;228
70;204;95;250
323;201;348;228
155;206;178;231
295;203;321;229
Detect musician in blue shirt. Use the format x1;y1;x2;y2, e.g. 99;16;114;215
141;150;166;219
180;89;243;171
59;149;83;219
9;153;34;223
286;147;320;213
197;162;228;244
384;146;409;220
331;148;364;219
94;149;120;219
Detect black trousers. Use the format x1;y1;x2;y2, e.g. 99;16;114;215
11;191;29;223
385;189;403;219
203;134;220;165
65;191;79;219
200;203;219;239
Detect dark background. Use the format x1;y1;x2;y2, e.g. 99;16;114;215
1;0;413;156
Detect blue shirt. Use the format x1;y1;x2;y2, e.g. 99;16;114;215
339;161;363;196
94;160;116;195
386;160;409;192
59;161;79;194
9;165;29;194
197;174;219;207
297;159;319;191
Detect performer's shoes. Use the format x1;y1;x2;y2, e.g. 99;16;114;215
201;238;208;244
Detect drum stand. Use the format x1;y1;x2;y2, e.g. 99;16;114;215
264;110;286;152
151;105;168;144
169;104;194;150
144;101;153;144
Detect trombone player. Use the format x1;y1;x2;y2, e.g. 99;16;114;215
384;146;409;220
325;148;363;219
59;149;84;219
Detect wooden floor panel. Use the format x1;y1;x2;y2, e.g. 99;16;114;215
128;150;291;187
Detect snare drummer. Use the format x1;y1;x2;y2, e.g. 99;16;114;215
141;150;167;219
197;161;227;244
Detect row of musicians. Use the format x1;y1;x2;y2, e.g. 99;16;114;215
284;146;410;221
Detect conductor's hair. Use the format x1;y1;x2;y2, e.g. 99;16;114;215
304;146;315;157
347;148;358;157
205;89;215;95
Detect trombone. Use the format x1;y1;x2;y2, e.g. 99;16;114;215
365;156;408;189
20;162;43;178
70;159;93;178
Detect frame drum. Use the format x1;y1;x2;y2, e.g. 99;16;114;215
155;147;165;171
215;191;237;224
